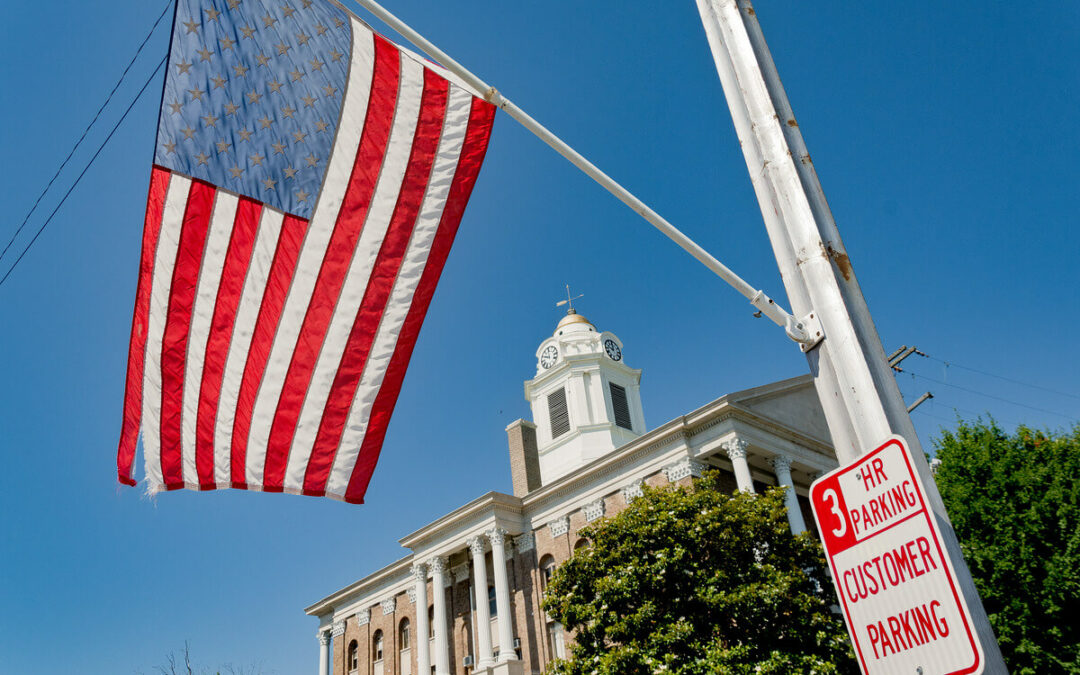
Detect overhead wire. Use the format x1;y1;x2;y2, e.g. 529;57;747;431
921;353;1080;402
0;0;172;269
905;371;1078;423
0;56;168;290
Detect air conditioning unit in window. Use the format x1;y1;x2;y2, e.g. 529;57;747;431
463;655;474;667
513;638;521;649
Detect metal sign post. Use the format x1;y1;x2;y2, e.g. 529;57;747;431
694;0;1007;671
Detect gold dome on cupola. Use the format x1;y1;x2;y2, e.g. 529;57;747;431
555;309;595;333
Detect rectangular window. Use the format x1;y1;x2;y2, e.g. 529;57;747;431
609;382;632;430
548;388;570;438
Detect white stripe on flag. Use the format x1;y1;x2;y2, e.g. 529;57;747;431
141;175;193;490
281;52;426;492
180;191;238;487
243;24;378;488
213;206;285;485
323;84;474;497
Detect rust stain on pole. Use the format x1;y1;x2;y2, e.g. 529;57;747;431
825;244;853;281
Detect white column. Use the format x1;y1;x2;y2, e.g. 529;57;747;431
770;455;807;534
430;556;451;675
412;562;431;675
487;528;517;663
723;438;755;493
317;631;330;675
468;535;495;668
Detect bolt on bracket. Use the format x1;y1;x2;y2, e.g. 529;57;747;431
785;311;824;352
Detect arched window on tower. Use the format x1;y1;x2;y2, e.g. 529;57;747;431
347;640;359;673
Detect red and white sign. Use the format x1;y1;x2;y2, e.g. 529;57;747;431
810;436;984;675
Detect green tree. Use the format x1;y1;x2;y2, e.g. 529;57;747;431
541;472;856;674
933;419;1080;674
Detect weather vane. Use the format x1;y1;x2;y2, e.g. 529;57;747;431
556;284;584;314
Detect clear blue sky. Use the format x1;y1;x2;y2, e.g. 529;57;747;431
1;1;1077;673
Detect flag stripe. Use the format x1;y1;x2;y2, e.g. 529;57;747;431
214;207;286;486
159;181;217;487
117;166;172;485
343;97;495;503
299;67;450;495
226;212;309;489
142;175;194;491
260;36;410;491
181;191;239;487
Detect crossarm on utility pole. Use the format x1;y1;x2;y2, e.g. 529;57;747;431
340;0;801;335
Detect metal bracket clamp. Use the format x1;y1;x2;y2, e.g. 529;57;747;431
785;311;824;352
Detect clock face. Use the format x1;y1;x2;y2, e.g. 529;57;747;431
604;339;622;361
540;345;559;369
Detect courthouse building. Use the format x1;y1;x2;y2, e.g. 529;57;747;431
306;309;840;675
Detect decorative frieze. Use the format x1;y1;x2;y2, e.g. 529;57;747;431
548;516;570;538
408;587;417;604
381;598;396;615
332;620;346;637
664;457;705;482
583;498;606;522
355;609;370;626
621;479;644;502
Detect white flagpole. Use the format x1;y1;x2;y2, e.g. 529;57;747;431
342;0;809;336
695;0;1008;669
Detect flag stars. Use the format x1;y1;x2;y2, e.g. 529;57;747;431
304;153;319;167
283;166;298;179
168;100;184;114
302;0;313;8
189;87;206;101
220;36;236;51
293;130;307;143
205;7;221;22
281;105;296;119
281;5;296;18
263;14;277;27
211;74;228;89
296;32;311;46
255;53;271;67
289;68;305;82
276;42;291;56
258;115;274;129
296;189;310;202
263;177;277;190
268;80;284;94
233;63;249;78
272;141;287;154
224;101;240;116
202;113;220;128
323;84;338;98
181;126;197;140
328;49;343;63
315;120;329;133
240;25;256;39
250;153;265;166
309;58;324;72
246;90;263;104
237;128;253;142
183;19;199;34
162;141;177;154
227;0;242;9
334;17;344;29
301;94;318;108
216;139;232;153
196;47;214;62
176;60;193;75
314;24;328;36
229;165;244;178
195;151;211;165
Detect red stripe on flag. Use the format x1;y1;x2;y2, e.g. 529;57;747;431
117;166;172;486
260;35;403;491
342;97;496;503
159;180;217;487
194;197;263;488
301;68;450;496
229;213;310;488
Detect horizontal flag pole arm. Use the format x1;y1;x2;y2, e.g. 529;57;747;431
344;0;801;334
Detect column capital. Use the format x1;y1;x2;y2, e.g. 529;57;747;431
486;526;509;548
467;534;487;557
317;630;331;646
515;531;535;553
410;561;428;582
722;437;749;459
770;454;793;473
428;555;448;574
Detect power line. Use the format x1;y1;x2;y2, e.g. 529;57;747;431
0;0;172;268
906;371;1078;422
0;56;168;290
922;353;1080;402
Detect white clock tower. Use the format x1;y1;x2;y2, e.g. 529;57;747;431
524;309;645;484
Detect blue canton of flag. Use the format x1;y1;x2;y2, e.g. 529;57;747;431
156;0;351;218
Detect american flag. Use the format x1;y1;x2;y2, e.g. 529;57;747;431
117;0;495;503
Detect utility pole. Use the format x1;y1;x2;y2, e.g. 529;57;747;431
694;1;1007;671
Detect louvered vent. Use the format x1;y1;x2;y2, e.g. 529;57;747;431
548;388;570;438
609;382;633;430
